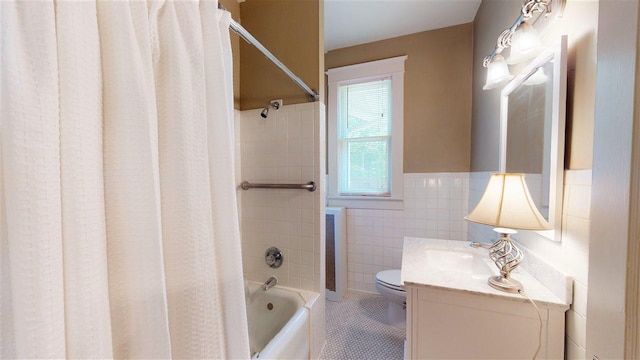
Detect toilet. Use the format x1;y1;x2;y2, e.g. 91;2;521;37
375;269;406;329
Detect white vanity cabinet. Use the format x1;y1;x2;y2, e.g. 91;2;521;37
401;237;571;360
405;285;567;359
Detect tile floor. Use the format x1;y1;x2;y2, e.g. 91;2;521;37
319;291;405;360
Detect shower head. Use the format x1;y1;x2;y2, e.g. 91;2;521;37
260;100;281;118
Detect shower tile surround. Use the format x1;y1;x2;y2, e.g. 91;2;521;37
238;102;323;291
237;102;326;359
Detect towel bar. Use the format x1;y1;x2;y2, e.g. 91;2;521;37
240;181;316;192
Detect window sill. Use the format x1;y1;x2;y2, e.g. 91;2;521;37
326;195;404;210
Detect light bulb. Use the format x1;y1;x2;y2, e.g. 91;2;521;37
507;22;542;65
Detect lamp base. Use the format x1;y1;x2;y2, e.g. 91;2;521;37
488;275;523;293
485;228;526;293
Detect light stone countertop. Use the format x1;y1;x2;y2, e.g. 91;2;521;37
401;237;570;309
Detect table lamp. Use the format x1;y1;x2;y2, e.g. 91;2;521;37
465;173;552;293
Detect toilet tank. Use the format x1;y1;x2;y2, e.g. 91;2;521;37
325;207;346;301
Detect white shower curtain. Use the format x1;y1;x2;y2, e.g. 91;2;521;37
0;1;249;358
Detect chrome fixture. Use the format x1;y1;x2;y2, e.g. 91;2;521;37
469;242;493;250
482;0;566;90
263;276;278;291
260;100;281;118
265;247;283;268
241;180;316;192
465;174;552;293
217;4;318;101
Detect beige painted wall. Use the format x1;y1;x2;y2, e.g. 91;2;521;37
219;0;241;109
471;0;598;171
239;0;320;110
325;24;473;173
543;1;598;170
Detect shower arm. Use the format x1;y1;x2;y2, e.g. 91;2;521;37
218;4;319;102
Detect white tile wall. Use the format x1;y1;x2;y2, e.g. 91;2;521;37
314;103;326;294
467;172;496;243
404;173;469;241
562;169;592;359
239;103;323;293
344;172;471;293
346;208;404;293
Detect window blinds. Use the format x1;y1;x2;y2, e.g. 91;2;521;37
337;78;392;195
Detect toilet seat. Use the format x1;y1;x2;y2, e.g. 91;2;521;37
375;269;405;292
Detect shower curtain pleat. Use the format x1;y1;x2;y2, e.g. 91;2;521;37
200;6;251;359
0;119;10;360
0;6;12;358
97;1;174;358
56;2;114;358
151;1;227;358
0;0;250;358
0;2;66;358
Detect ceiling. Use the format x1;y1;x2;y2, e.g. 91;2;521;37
324;0;482;52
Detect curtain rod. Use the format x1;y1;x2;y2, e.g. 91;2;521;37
218;4;319;102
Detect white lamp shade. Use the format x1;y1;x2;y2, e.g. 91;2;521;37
507;22;542;65
465;173;552;230
483;54;514;90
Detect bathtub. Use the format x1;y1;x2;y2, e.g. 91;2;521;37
244;281;311;359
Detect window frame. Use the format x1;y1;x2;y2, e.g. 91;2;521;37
338;76;392;196
326;56;407;210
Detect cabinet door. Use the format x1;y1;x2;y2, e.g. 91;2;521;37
411;287;558;360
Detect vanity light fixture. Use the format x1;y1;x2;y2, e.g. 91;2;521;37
482;0;566;90
465;173;552;293
507;21;543;65
483;54;514;90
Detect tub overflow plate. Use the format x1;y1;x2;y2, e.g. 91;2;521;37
265;247;283;268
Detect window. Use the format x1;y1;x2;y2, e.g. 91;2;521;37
327;56;407;209
338;78;392;195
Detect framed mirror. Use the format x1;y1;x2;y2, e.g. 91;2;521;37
499;35;567;241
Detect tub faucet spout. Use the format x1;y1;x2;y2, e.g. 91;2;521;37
263;276;278;291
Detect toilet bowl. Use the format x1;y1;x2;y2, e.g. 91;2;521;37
375;269;406;329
